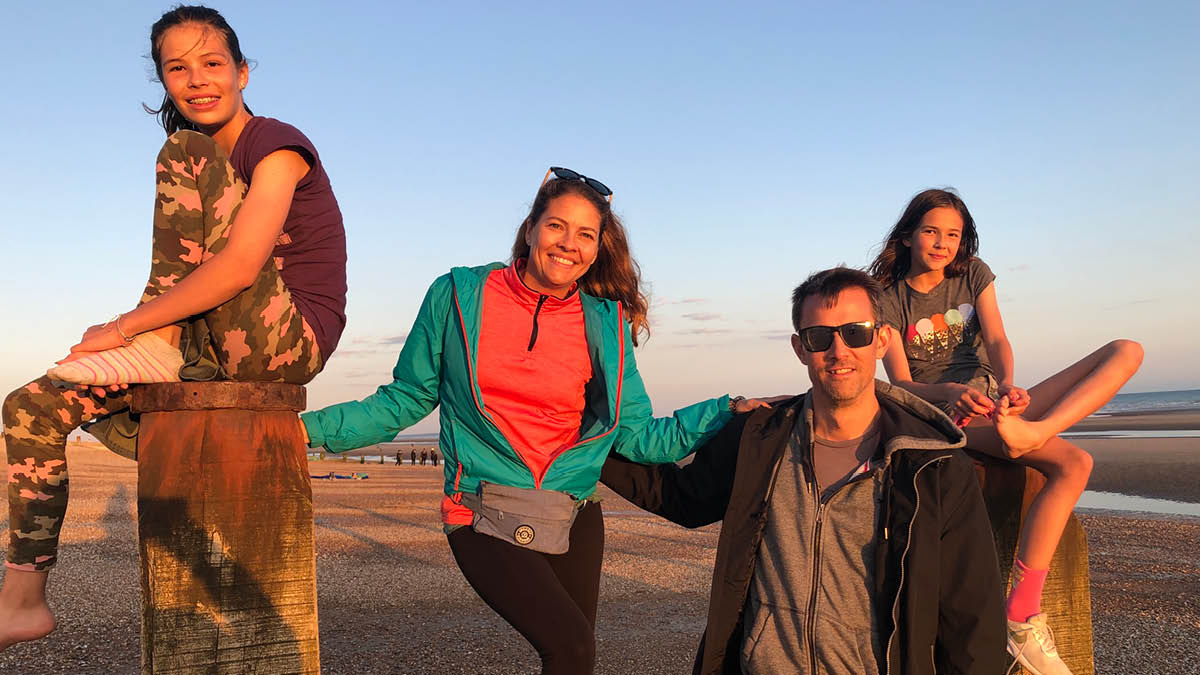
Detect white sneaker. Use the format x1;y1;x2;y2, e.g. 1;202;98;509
1007;613;1073;675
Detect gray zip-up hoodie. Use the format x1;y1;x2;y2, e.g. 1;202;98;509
601;380;1007;674
741;394;885;673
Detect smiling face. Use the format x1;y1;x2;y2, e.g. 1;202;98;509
520;193;602;298
792;287;889;408
158;23;249;138
903;206;963;276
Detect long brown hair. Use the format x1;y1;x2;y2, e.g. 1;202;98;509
145;5;252;134
868;188;980;288
510;179;651;345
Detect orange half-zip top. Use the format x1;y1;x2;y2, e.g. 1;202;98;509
442;263;593;525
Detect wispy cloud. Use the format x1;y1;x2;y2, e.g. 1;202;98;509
677;327;733;335
326;348;384;358
344;333;410;350
681;312;723;321
657;297;707;306
344;369;388;380
1008;263;1032;272
762;331;793;341
1102;298;1160;311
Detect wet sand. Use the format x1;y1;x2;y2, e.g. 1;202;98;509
1;439;1197;674
1063;409;1200;504
1068;409;1200;433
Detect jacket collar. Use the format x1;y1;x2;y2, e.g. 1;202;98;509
751;380;964;463
504;259;580;307
447;262;625;438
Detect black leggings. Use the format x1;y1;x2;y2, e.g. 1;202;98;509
448;501;605;675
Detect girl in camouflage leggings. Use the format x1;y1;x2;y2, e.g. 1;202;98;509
1;6;346;650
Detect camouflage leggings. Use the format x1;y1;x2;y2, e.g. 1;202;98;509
4;131;323;571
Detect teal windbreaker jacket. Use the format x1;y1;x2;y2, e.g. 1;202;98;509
301;263;733;500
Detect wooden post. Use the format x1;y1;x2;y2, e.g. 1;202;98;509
132;382;319;675
973;456;1094;675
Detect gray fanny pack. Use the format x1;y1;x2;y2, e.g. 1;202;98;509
460;481;580;554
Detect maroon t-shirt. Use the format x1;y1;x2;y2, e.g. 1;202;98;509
229;116;347;361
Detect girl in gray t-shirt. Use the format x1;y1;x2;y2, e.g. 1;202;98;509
868;188;1142;675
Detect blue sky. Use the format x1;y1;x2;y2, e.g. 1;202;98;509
3;1;1197;434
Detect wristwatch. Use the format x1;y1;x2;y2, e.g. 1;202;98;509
729;395;746;412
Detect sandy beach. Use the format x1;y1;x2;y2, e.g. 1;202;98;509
1;409;1197;674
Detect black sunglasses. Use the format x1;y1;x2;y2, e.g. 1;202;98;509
796;321;877;352
542;166;613;201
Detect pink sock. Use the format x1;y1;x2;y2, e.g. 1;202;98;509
1006;558;1049;622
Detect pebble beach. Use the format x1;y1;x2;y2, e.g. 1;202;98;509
1;409;1197;674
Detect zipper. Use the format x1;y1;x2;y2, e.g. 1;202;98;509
806;500;825;674
884;455;949;675
527;294;548;351
452;288;510;487
453;287;627;489
739;412;790;600
535;302;627;484
805;447;872;673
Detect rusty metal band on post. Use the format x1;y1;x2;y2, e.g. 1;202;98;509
131;382;306;413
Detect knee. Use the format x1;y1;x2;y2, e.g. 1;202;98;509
3;386;31;427
1055;445;1093;486
1107;339;1144;370
158;129;222;166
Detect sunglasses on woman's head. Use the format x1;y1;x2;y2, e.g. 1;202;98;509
542;166;613;202
796;321;877;352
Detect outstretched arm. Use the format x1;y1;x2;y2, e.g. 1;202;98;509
605;321;734;464
300;277;451;452
600;412;748;528
70;150;309;353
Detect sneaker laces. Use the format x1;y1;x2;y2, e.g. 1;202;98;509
1030;620;1060;656
1007;617;1061;674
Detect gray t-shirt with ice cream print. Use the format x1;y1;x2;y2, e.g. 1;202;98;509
878;258;996;386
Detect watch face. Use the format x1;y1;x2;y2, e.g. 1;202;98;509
514;525;535;546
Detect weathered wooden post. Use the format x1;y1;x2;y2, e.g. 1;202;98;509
973;457;1094;675
132;382;320;675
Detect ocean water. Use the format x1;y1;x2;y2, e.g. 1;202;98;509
1077;491;1200;517
1096;388;1200;414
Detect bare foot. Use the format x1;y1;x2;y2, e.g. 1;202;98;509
0;570;56;651
992;397;1048;458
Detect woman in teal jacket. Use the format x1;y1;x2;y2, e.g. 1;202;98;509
301;167;759;674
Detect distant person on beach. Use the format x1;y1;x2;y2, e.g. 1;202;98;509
299;167;765;674
410;449;417;466
602;267;1006;674
868;189;1142;674
395;451;402;466
431;450;438;467
420;450;427;466
0;5;346;651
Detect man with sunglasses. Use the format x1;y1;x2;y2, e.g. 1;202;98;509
602;267;1005;674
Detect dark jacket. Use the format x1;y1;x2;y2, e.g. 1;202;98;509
601;382;1005;674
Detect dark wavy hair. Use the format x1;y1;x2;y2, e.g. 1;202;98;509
145;5;252;134
867;188;980;288
510;180;650;345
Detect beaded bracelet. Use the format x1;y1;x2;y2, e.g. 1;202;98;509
109;314;135;344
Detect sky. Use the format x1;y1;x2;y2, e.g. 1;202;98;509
3;1;1198;435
